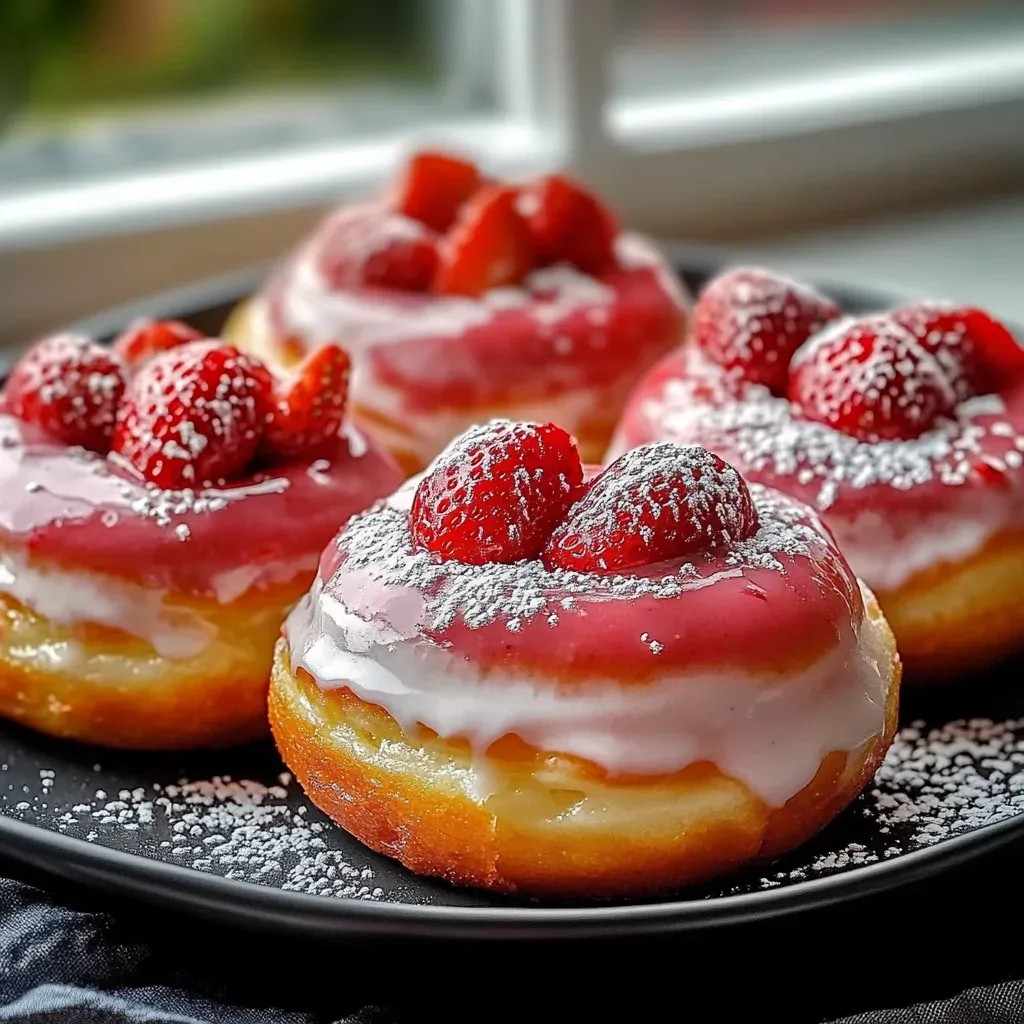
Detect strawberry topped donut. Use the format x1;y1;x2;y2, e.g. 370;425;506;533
0;321;401;749
611;266;1024;676
271;420;899;898
225;150;688;473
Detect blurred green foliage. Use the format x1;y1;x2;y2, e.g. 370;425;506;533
0;0;433;124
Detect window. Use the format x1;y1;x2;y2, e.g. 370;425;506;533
2;0;1023;337
612;1;1024;108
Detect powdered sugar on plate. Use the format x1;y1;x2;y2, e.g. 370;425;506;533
1;713;1023;905
724;716;1024;895
7;769;389;901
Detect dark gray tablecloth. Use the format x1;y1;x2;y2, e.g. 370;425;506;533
0;866;1020;1024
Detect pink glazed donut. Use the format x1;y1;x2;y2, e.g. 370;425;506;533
271;420;899;898
611;266;1024;678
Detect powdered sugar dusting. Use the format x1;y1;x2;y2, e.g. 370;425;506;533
330;475;827;634
789;314;960;441
648;349;1022;512
547;442;757;571
114;342;269;488
697;266;838;367
4;334;127;450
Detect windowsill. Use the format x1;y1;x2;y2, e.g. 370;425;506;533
729;191;1024;322
0;116;561;251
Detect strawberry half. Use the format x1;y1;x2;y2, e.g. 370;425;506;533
113;319;205;372
789;315;960;442
262;344;351;458
394;150;482;233
410;420;583;564
433;186;535;297
543;443;758;573
694;267;841;396
112;341;272;488
891;301;1024;398
318;206;439;292
518;174;619;276
2;333;126;452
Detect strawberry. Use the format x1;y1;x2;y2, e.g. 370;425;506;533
789;315;960;442
517;174;619;276
394;150;482;233
112;319;204;371
262;344;351;458
2;333;126;452
694;268;841;395
891;301;1024;397
112;341;272;488
433;186;535;297
318;206;439;292
543;443;758;573
410;420;583;564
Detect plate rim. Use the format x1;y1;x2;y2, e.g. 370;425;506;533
0;808;1021;939
4;249;1017;939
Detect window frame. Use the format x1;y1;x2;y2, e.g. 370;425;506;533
2;2;1024;250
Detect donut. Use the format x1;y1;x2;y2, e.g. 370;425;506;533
271;420;900;898
225;150;687;473
610;266;1024;678
0;325;402;749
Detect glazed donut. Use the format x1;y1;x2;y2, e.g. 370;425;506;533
610;266;1024;678
225;150;687;472
271;420;899;898
0;326;401;749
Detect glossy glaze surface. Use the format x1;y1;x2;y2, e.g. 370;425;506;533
0;414;403;598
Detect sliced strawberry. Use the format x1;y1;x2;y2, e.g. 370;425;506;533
318;206;439;292
2;333;126;452
394;150;482;232
543;443;758;573
694;267;841;396
410;420;583;564
789;315;960;442
262;344;351;458
112;341;272;488
891;301;1024;397
433;186;535;297
112;319;204;371
517;174;619;276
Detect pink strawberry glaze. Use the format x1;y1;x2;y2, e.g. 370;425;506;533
250;204;687;413
610;346;1024;593
296;475;863;683
0;414;403;598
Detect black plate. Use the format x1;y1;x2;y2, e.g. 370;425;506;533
0;248;1022;940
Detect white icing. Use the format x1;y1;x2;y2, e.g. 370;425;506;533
0;550;311;660
0;552;213;659
827;506;1014;592
286;579;890;808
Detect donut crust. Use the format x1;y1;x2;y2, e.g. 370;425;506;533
269;597;900;898
878;527;1024;679
0;583;303;749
